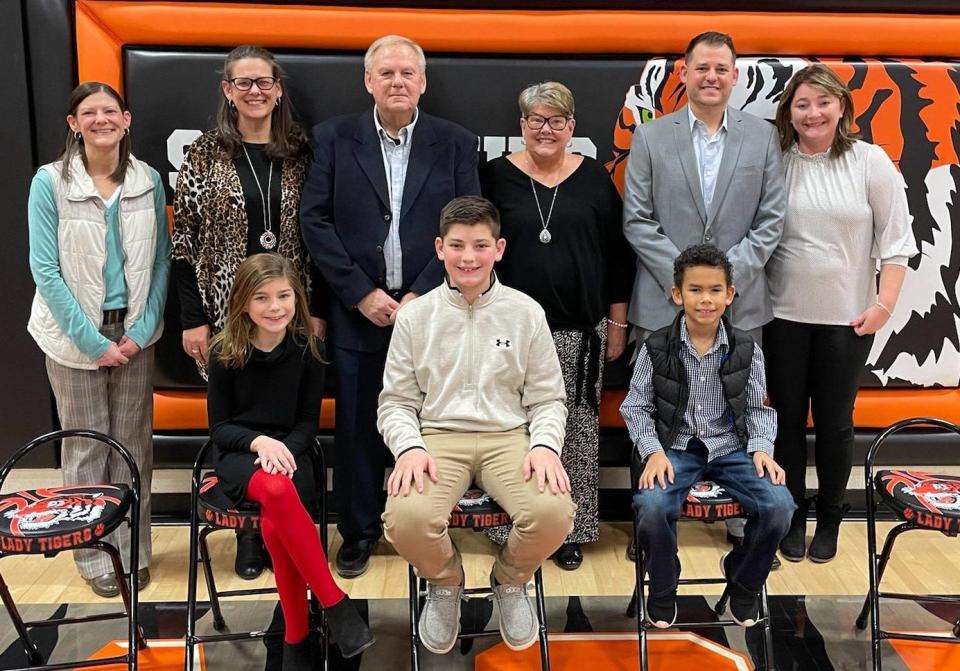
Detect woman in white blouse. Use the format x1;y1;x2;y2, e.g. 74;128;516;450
766;64;917;564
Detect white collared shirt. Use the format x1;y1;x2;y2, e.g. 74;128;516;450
374;106;419;290
688;106;728;210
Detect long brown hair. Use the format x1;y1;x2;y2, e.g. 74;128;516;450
60;82;131;183
215;45;307;160
211;254;322;368
775;64;858;156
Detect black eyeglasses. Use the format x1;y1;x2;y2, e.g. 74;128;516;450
524;114;571;131
227;76;278;91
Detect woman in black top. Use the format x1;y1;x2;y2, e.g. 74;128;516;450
172;45;324;578
208;254;373;667
480;81;635;569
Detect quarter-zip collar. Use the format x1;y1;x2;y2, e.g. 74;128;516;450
442;271;501;310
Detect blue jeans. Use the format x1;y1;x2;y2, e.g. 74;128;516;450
632;442;795;596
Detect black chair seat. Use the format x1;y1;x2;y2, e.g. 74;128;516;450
196;473;261;530
0;484;131;554
682;480;743;521
876;469;960;534
449;487;510;529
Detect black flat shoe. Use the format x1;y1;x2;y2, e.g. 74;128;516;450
235;529;265;580
335;538;377;578
553;542;583;570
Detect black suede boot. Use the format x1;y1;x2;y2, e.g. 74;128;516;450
281;637;313;671
325;595;375;659
779;498;811;562
808;502;850;563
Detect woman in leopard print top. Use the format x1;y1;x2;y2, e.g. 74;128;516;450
171;45;326;581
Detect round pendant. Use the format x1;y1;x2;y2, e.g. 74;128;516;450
539;229;552;244
260;230;277;250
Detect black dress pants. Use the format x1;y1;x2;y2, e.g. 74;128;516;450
762;318;874;508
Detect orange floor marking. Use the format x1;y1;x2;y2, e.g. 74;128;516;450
476;631;752;670
76;639;204;671
889;633;960;670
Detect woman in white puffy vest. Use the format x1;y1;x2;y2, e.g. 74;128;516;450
26;82;170;598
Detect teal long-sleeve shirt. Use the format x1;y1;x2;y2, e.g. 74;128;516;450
28;168;171;360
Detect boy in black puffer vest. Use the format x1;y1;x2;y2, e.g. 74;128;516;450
620;244;794;629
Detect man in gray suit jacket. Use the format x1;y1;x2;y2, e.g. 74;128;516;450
622;31;786;550
623;31;785;341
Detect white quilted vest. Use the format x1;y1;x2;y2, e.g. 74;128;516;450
28;154;163;370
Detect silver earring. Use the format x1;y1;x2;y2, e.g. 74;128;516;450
276;96;282;107
520;138;526;145
567;140;573;148
124;128;129;136
74;131;81;140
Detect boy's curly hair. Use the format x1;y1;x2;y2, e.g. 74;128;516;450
673;244;733;288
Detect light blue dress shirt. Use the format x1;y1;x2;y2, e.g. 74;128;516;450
374;106;419;290
688;106;728;210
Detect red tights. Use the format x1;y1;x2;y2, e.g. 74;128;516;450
246;470;344;643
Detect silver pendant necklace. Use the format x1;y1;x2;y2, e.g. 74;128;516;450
530;177;558;244
242;144;277;250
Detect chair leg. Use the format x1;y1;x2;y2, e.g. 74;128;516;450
0;570;42;665
98;542;147;654
184;513;202;671
198;528;226;631
760;584;775;671
408;565;420;671
632;516;649;671
534;568;550;671
856;522;912;631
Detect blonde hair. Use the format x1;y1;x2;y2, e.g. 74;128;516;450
518;81;575;118
775;64;858;155
211;254;321;368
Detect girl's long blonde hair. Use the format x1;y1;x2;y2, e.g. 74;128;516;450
211;253;321;368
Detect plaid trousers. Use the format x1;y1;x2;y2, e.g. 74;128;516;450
44;323;153;578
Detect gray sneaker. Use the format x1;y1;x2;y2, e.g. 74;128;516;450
418;580;463;655
489;570;538;651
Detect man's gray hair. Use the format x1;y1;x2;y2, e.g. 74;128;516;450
364;35;426;72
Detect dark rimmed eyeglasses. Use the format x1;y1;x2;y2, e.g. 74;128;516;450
524;114;571;131
227;76;278;91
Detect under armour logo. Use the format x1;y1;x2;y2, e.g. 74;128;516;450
495;339;511;348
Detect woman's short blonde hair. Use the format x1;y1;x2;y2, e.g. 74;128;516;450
518;81;575;118
775;64;858;156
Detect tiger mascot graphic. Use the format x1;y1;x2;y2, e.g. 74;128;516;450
608;57;960;389
1;487;119;537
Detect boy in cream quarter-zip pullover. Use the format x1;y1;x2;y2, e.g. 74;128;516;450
379;195;575;654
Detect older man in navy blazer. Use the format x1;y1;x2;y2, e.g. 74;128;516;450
301;34;480;577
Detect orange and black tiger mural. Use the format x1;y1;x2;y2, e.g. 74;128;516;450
608;57;960;389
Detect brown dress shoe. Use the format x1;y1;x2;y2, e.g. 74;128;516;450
85;573;120;598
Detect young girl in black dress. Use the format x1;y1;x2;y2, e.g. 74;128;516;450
207;253;374;667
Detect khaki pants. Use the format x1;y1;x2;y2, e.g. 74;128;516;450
383;429;576;586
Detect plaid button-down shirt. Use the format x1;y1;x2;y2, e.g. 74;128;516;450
621;318;776;462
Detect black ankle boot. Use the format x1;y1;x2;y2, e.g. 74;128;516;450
326;595;375;659
281;637;313;671
779;498;810;562
234;529;265;580
808;502;850;563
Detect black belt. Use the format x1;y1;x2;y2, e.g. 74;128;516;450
102;308;127;325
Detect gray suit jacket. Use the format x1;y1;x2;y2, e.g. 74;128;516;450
622;105;785;331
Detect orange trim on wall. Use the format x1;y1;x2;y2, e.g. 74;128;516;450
77;1;960;93
154;391;336;431
157;389;960;433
